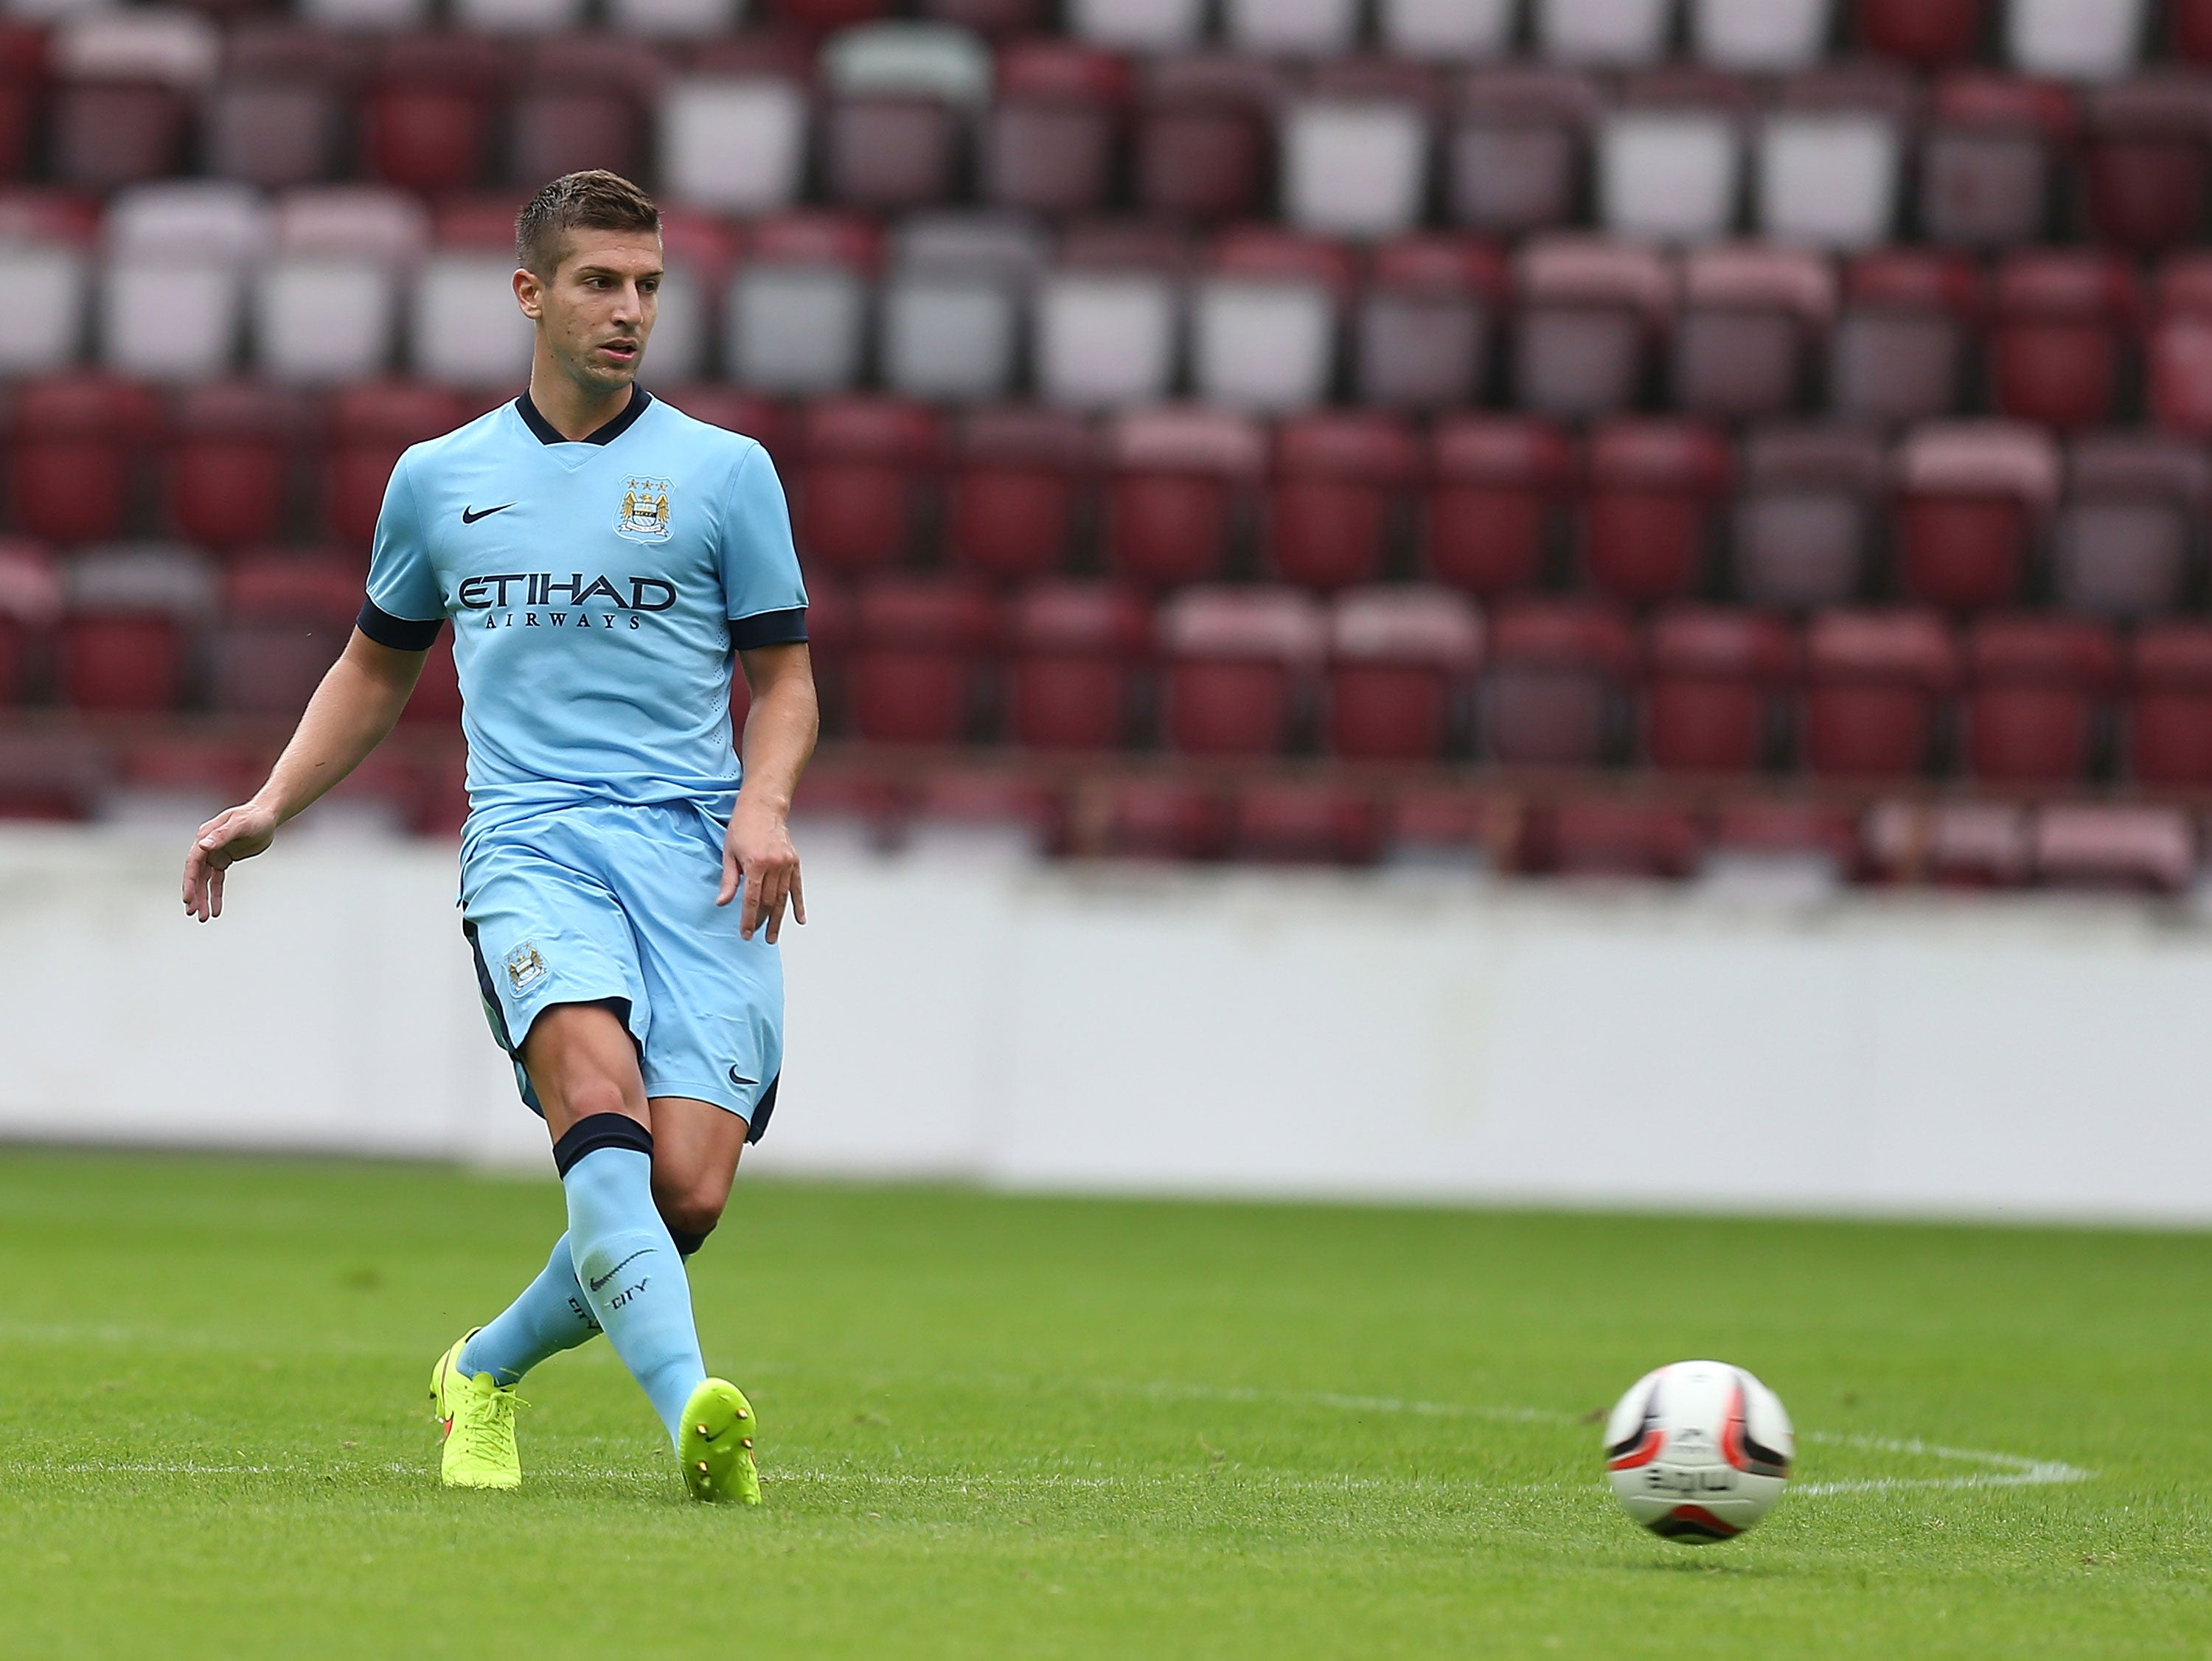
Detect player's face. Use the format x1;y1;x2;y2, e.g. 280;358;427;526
521;228;662;392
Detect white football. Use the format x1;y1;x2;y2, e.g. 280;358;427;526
1602;1359;1794;1543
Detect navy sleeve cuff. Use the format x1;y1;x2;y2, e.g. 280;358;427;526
358;599;443;651
730;607;808;651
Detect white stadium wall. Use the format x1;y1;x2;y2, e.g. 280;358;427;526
4;822;2212;1225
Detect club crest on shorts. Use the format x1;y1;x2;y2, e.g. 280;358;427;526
616;476;673;543
504;941;547;992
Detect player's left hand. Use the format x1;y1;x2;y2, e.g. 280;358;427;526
722;797;805;942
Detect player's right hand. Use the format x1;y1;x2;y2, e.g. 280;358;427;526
181;801;279;922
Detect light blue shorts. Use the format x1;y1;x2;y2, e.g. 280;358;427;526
459;799;784;1137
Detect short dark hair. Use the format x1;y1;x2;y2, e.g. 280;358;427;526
515;170;661;279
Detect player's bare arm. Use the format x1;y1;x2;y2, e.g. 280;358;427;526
723;641;818;943
180;631;425;922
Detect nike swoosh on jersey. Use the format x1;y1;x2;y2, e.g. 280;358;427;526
462;503;517;524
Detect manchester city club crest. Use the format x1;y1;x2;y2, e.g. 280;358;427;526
616;476;673;543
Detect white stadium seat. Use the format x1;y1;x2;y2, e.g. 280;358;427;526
1036;271;1180;410
643;265;706;383
1380;0;1517;58
1192;273;1336;413
411;254;532;386
821;22;992;107
272;187;430;265
2006;0;2148;83
297;0;431;30
1537;0;1675;67
658;77;807;215
254;258;398;383
451;0;586;32
1692;0;1834;72
0;244;86;374
1225;0;1360;55
101;258;241;380
1282;98;1432;239
724;265;869;394
1067;0;1205;49
52;8;220;86
1757;111;1902;249
607;0;742;36
880;215;1044;401
106;180;268;265
1598;110;1742;243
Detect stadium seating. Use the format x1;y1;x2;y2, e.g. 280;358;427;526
1893;422;2062;612
1642;606;1795;773
1007;581;1150;751
1731;425;1886;610
1264;411;1420;591
846;574;997;743
2126;621;2212;786
1959;613;2118;782
1801;607;1959;778
1324;584;1479;759
1105;406;1265;588
944;405;1092;582
1157;585;1325;754
791;396;942;575
1423;416;1573;596
1480;597;1635;766
1580;419;1731;603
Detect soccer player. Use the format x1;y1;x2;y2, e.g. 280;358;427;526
179;172;816;1505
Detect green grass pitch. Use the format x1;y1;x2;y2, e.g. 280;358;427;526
1;1149;2208;1660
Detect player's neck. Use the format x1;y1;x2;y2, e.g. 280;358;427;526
526;365;637;443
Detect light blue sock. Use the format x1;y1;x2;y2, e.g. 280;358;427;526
459;1234;600;1387
562;1143;706;1448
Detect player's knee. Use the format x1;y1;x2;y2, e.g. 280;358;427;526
653;1180;726;1246
560;1076;635;1127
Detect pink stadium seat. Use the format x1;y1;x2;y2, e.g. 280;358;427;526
1091;775;1231;861
791;397;943;577
1863;800;2031;887
1643;607;1797;775
6;377;163;547
1581;420;1731;605
164;382;307;551
2034;805;2195;894
1265;413;1422;593
1829;250;1982;424
1920;74;2072;251
507;35;660;186
209;553;359;715
1512;236;1675;422
945;407;1095;584
1673;245;1834;421
1356;237;1504;412
324;383;467;547
1007;581;1150;751
1802;607;1960;779
1230;781;1383;866
984;41;1128;215
204;26;352;189
2053;435;2210;619
1535;798;1704;880
52;81;190;191
1961;613;2117;784
2126;621;2212;787
1423;416;1574;596
361;36;507;194
1135;55;1281;223
0;539;59;706
1157;585;1326;756
1858;0;1987;66
846;577;999;745
1989;251;2138;432
1447;69;1601;237
2081;77;2212;256
1325;585;1480;761
1105;407;1266;589
1480;597;1635;767
2149;255;2212;436
1732;425;1887;611
1893;422;2062;613
823;90;964;213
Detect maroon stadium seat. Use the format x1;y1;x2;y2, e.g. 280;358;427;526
59;543;216;714
1732;425;1887;611
1230;781;1384;866
1989;251;2138;431
1534;797;1704;880
1708;801;1863;877
1829;250;1982;424
1422;416;1573;596
1448;69;1600;237
924;0;1046;30
1960;613;2116;784
1007;581;1150;751
1581;420;1731;605
2126;621;2212;786
1643;607;1797;775
1325;585;1481;761
324;383;468;547
2053;434;2211;619
1157;585;1326;756
1857;0;1988;66
1088;774;1231;861
1802;607;1961;779
945;407;1096;584
1265;412;1421;593
846;577;999;745
1135;55;1280;224
164;382;309;551
1672;246;1834;421
1480;597;1635;767
771;0;894;24
2147;255;2212;436
1356;237;1504;412
984;41;1128;215
1105;407;1266;589
203;25;352;188
209;553;360;715
361;35;508;194
507;36;660;187
0;733;102;821
52;81;189;190
1920;74;2073;250
6;377;163;547
1893;422;2061;613
2081;77;2212;256
791;397;943;577
0;539;58;706
1513;236;1675;422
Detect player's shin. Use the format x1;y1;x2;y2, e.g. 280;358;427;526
554;1114;707;1446
459;1233;602;1385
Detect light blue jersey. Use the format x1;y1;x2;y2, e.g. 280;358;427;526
359;388;808;842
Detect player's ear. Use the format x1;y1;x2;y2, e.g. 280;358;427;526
513;265;545;321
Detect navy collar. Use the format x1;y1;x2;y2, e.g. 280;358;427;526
516;385;652;447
